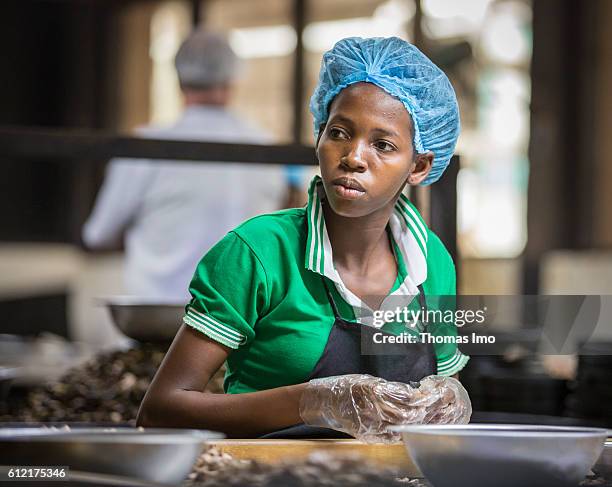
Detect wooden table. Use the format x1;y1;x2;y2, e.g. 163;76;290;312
207;439;421;477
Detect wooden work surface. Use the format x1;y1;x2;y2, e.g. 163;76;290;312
208;439;421;477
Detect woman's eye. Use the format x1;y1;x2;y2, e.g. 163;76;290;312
375;140;396;152
329;128;348;139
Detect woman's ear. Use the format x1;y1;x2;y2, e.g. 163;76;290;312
407;151;434;185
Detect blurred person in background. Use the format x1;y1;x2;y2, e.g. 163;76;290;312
83;30;301;300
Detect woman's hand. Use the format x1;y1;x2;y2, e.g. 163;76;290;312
298;374;471;443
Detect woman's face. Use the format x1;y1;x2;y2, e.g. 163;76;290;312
316;82;427;218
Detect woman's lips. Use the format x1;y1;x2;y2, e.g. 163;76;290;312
332;182;366;200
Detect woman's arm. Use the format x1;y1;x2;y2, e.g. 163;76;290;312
136;325;307;437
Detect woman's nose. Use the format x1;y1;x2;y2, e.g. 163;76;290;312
341;141;367;172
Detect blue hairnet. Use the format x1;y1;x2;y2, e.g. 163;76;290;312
310;37;460;185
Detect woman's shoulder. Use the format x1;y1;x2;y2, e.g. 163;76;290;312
427;228;453;263
424;229;456;295
425;229;455;270
231;207;307;256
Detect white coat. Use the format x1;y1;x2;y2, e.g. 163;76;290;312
82;105;285;299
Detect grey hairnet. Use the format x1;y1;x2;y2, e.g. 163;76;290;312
310;37;460;185
175;30;239;88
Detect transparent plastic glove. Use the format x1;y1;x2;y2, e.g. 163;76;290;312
299;374;472;444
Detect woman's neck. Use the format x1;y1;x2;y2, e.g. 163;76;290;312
322;198;395;276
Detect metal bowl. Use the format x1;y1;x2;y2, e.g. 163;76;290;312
0;367;19;400
593;436;612;479
104;297;185;343
0;427;223;484
391;424;608;487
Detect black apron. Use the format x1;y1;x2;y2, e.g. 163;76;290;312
260;277;437;439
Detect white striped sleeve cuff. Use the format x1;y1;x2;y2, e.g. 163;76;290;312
437;350;470;376
183;307;247;349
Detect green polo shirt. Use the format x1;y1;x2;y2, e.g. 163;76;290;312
184;176;469;394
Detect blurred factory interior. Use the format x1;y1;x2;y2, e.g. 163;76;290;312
0;0;611;425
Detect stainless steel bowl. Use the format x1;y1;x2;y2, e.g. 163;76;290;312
391;424;607;487
593;435;612;479
0;427;223;484
104;297;185;343
0;367;19;401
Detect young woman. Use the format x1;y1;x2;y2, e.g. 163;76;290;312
137;37;471;442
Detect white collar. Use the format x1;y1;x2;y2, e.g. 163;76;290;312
304;175;429;324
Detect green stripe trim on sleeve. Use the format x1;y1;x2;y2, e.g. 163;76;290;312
183;315;242;349
437;350;470;376
187;308;245;341
437;350;462;371
183;308;247;348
